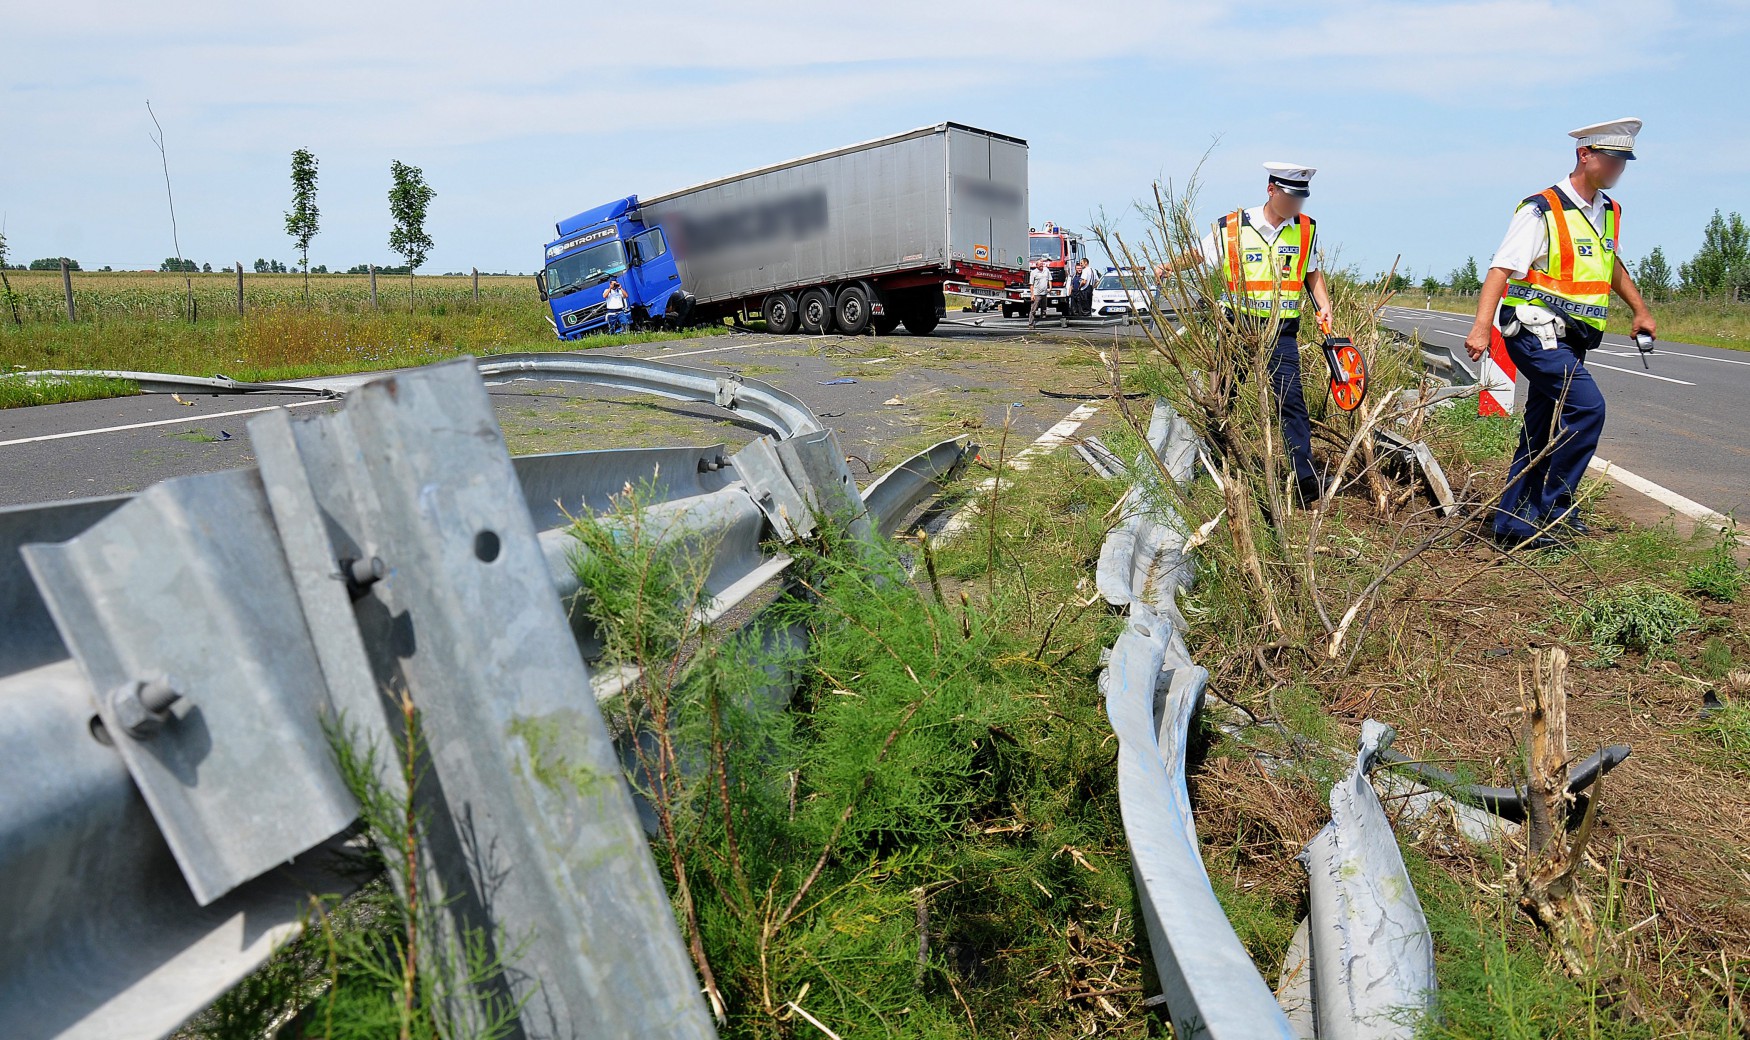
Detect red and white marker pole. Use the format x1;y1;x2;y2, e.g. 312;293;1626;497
1478;324;1518;417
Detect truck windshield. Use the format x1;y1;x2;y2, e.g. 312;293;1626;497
1029;236;1064;260
545;239;628;297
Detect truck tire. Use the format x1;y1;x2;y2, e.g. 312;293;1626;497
762;292;798;334
798;288;835;335
834;284;872;335
872;314;902;336
900;304;940;336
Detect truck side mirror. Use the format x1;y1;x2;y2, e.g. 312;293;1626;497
627;241;642;266
534;271;548;301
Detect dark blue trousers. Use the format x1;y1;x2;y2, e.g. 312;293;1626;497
1492;328;1606;540
1267;331;1317;484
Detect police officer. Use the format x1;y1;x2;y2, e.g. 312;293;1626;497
1160;162;1335;506
1463;118;1656;549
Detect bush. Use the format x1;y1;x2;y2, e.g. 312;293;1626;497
1566;582;1701;660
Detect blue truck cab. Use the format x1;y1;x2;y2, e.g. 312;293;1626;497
535;196;692;339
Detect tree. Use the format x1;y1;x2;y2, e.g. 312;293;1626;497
1634;246;1673;301
285;148;320;303
202;262;212;273
254;258;270;274
1449;256;1482;294
387;160;435;311
31;257;79;271
1678;209;1749;299
1420;275;1441;295
159;257;198;273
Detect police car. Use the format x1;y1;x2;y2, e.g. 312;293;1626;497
1091;269;1155;316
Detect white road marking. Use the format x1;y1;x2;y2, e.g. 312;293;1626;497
1585;361;1694;385
1589;456;1743;540
1595;346;1750;368
935;402;1101;544
0;399;333;448
1395;323;1695;384
653;339;781;360
2;339;781;448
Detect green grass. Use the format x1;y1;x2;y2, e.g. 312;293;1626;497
0;270;730;409
1563;581;1703;662
0;373;137;408
1685;531;1746;602
1427;405;1519;465
1689;703;1750;778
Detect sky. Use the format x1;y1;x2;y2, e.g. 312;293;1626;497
2;1;1744;281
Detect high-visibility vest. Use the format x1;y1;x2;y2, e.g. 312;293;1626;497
1502;187;1621;331
1218;210;1315;319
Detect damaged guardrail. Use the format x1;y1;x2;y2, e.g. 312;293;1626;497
1094;402;1438;1039
0;356;969;1040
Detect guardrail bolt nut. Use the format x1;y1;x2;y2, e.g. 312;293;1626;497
343;555;387;600
111;677;183;739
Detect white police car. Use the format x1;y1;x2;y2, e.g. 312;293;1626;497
1091;271;1154;316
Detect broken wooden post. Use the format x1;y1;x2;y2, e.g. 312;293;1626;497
1517;646;1599;975
235;262;244;317
59;258;75;322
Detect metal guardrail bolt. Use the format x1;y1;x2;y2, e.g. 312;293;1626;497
343;555;386;600
111;677;184;739
697;454;728;473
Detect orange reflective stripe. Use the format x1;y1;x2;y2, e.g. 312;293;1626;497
1609;199;1622;252
1223;211;1243;292
1239;280;1303;291
1295;215;1313;281
1539;189;1573;280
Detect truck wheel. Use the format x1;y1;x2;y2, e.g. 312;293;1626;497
761;292;798;334
834;285;871;335
798;288;835;335
872;314;901;336
900;304;940;336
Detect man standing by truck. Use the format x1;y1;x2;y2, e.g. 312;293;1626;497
1156;162;1335;506
1027;258;1051;328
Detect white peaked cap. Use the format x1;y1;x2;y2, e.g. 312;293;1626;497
1263;161;1316;196
1570;117;1641;159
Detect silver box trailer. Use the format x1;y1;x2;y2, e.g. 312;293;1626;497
640;122;1028;333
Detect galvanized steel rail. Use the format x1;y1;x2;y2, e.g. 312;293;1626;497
0;356;968;1039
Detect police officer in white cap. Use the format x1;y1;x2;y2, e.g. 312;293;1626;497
1158;162;1335;506
1463;118;1657;549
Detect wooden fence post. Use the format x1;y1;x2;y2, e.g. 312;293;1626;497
60;258;75;322
472;267;479;303
236;262;245;317
369;265;378;310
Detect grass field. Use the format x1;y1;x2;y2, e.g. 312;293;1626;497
0;270;722;406
1395;290;1750;350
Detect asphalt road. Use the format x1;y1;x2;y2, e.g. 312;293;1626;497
1379;305;1750;520
0;316;1134;509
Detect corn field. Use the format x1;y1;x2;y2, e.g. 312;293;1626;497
0;269;534;323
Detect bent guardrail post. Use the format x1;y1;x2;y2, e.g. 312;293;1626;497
1376;742;1631;824
0;352;973;1039
249;358;717;1038
1298;720;1437;1039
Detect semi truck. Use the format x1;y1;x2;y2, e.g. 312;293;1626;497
535;122;1030;339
